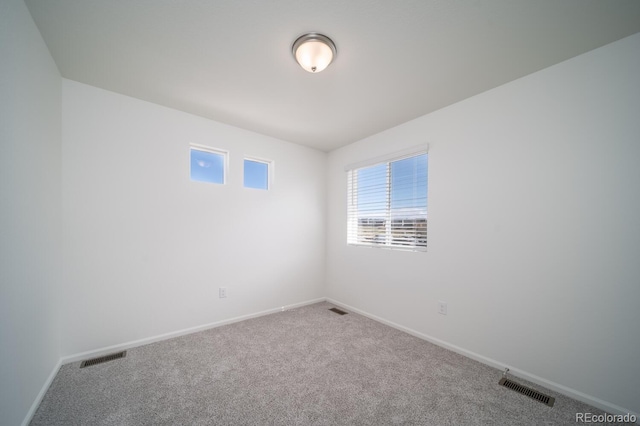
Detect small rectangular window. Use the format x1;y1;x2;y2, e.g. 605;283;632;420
190;145;226;184
347;151;428;251
244;158;270;190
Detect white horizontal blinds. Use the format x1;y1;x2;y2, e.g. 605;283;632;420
347;152;427;251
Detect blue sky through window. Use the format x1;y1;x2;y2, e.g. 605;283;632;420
190;148;225;184
244;159;269;190
390;154;427;214
356;163;387;216
356;154;427;218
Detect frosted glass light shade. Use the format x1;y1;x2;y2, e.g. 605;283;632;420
292;33;336;73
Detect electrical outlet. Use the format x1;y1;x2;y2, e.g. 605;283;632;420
219;287;227;298
438;301;447;315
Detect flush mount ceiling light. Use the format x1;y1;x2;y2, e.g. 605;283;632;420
292;33;337;73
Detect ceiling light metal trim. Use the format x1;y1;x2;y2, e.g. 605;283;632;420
292;32;337;73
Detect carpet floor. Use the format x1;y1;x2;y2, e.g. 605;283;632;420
31;302;616;425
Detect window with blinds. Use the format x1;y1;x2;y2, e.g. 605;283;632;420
347;151;427;251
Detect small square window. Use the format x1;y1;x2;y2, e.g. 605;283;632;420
244;158;270;190
190;146;226;184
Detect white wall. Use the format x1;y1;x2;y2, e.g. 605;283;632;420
61;80;326;356
0;0;62;424
326;33;640;415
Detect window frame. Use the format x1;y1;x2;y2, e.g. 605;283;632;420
346;146;428;252
189;144;228;185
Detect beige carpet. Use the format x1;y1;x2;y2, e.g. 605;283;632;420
31;302;615;425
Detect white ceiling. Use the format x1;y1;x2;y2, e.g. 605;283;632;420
25;0;640;152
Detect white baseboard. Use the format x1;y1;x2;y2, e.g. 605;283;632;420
325;298;639;422
21;358;62;426
24;297;326;425
60;297;326;365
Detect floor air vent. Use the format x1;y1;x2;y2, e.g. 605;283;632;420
499;377;555;407
80;351;127;368
329;307;348;315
